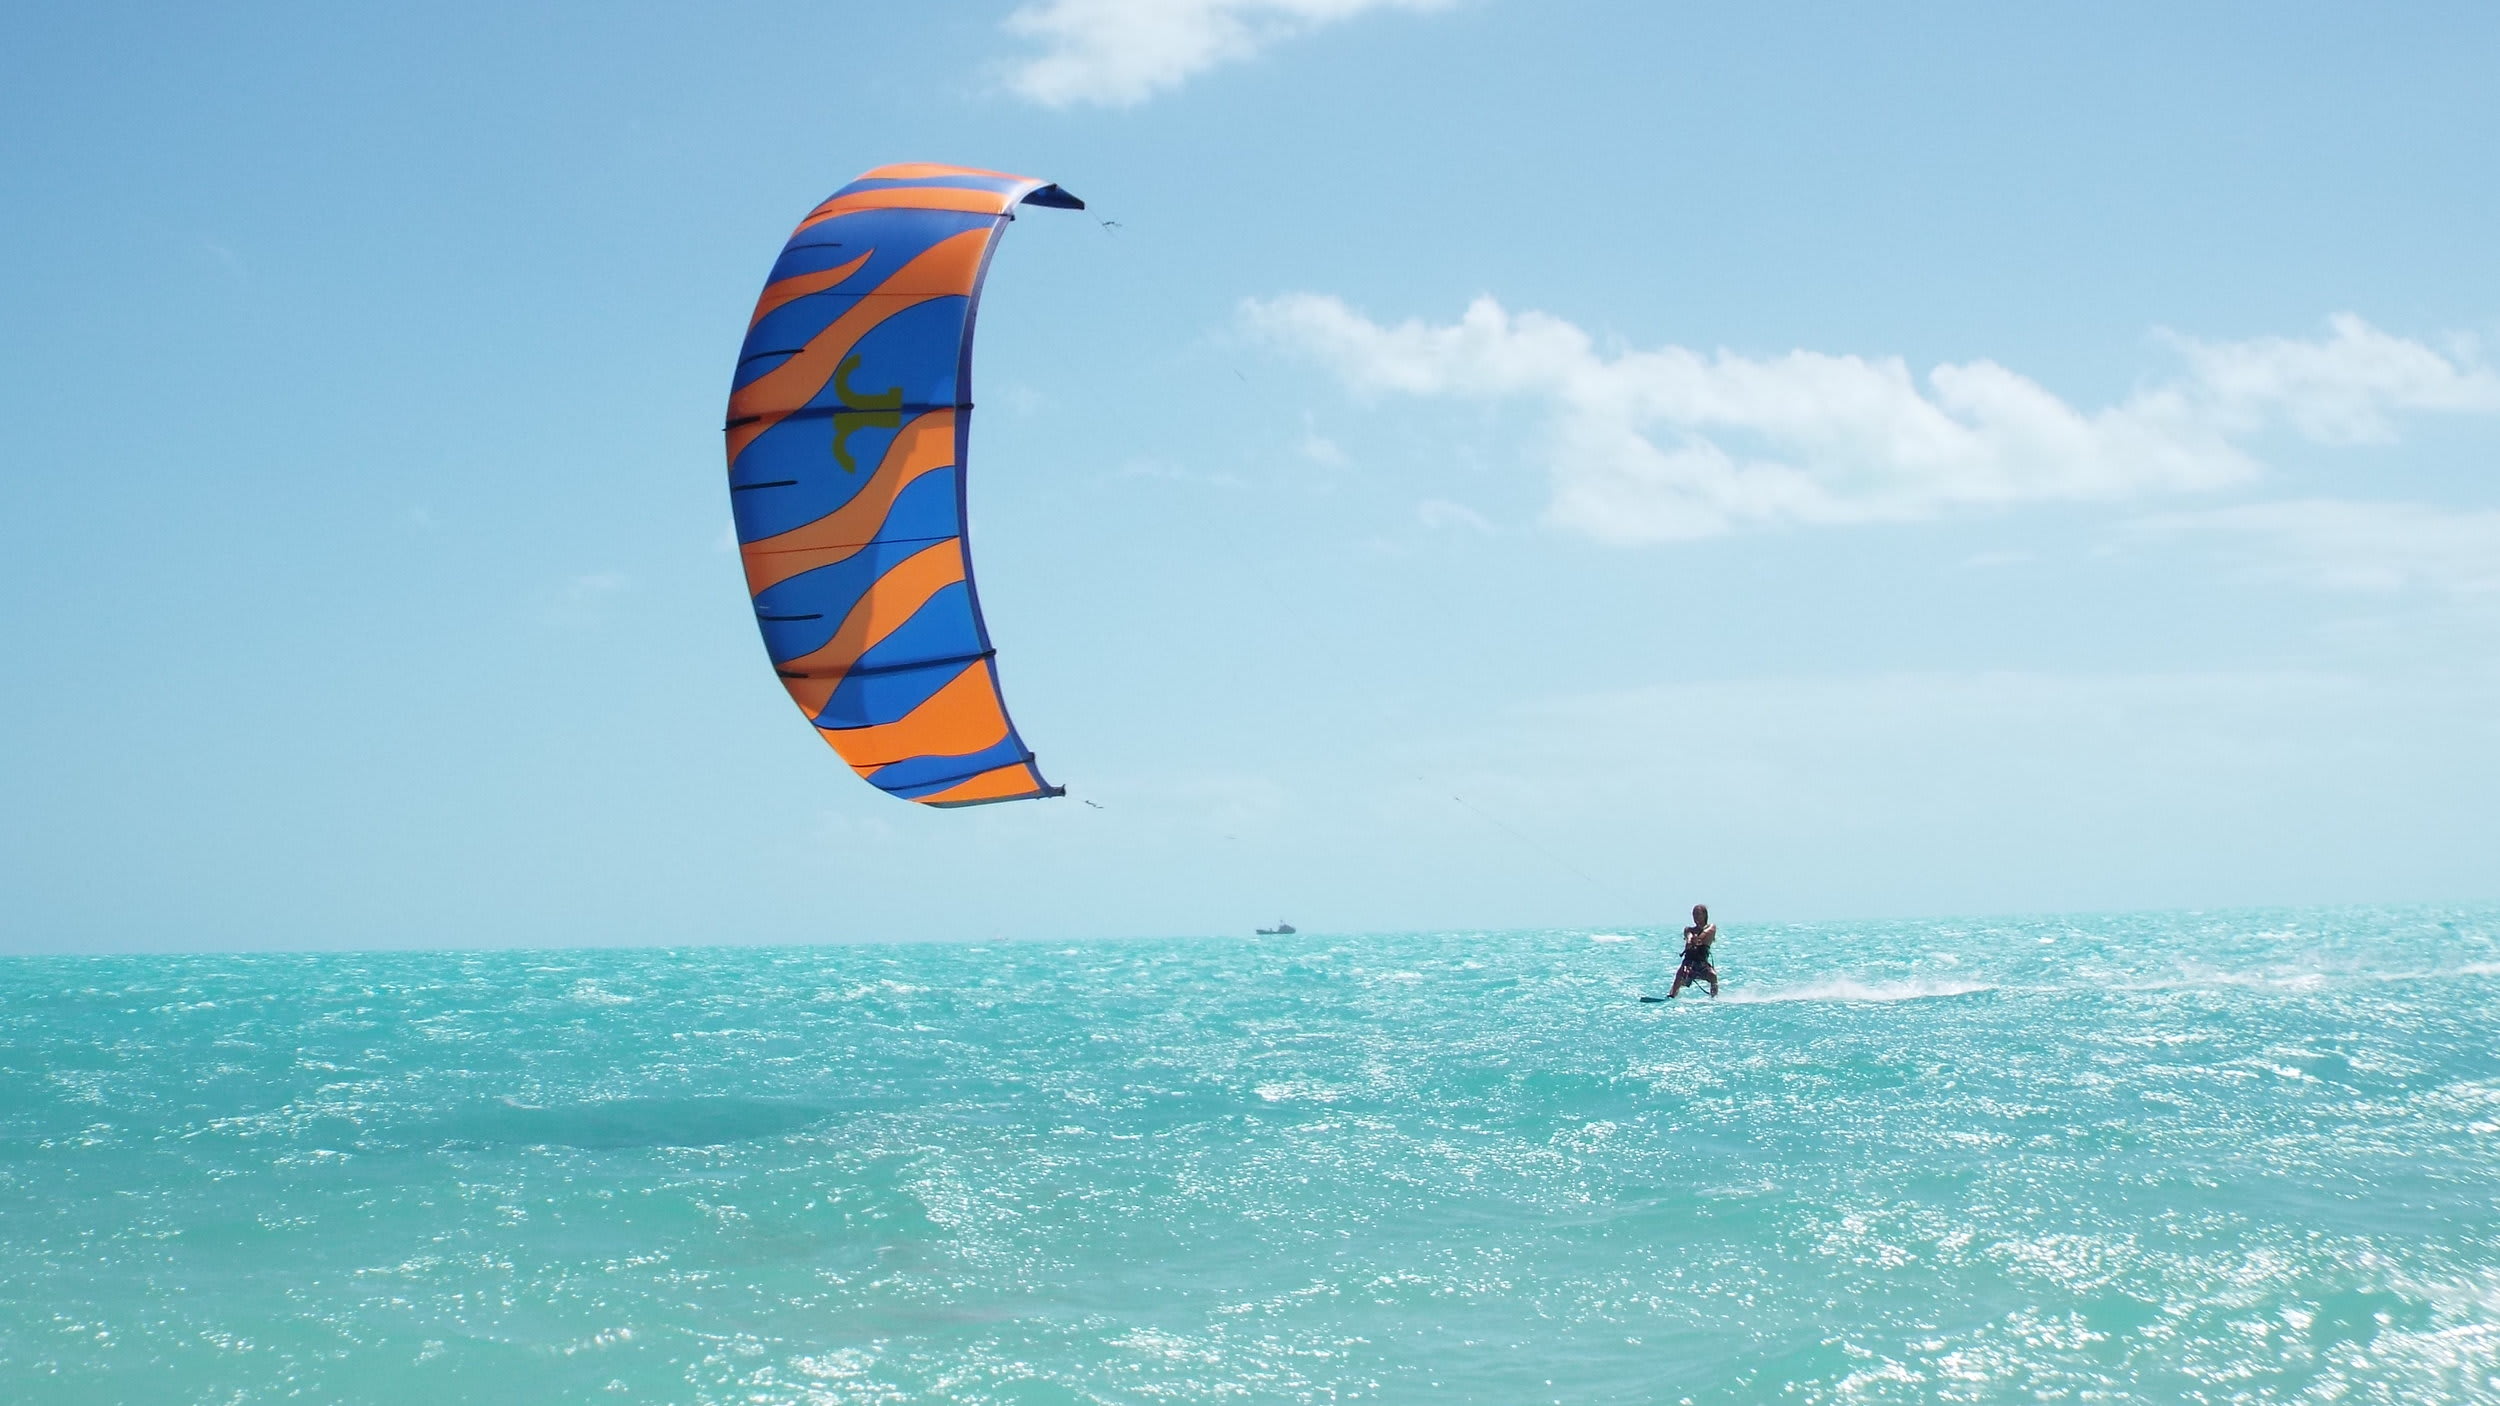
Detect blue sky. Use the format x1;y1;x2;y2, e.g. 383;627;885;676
4;1;2496;952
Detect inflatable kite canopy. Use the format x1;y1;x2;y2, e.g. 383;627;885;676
725;164;1083;806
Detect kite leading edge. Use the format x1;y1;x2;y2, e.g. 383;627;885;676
725;164;1082;806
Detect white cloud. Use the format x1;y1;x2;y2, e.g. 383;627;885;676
1002;0;1453;108
2165;316;2500;444
2133;499;2500;595
1244;296;2500;543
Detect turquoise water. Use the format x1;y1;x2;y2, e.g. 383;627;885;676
4;909;2497;1404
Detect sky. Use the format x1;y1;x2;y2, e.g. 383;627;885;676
2;1;2496;953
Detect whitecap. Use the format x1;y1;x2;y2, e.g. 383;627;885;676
1253;1080;1344;1104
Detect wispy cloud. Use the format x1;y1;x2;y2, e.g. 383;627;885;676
2133;499;2500;596
1002;0;1454;108
1112;455;1245;488
538;571;631;627
1417;497;1493;534
1245;297;2500;543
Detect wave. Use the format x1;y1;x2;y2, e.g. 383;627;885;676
2118;961;2500;994
1589;934;1640;944
1718;977;1995;1005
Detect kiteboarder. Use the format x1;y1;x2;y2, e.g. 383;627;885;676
1666;904;1718;998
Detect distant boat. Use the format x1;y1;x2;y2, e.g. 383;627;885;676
1256;921;1297;935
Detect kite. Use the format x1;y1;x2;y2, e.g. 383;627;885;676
724;164;1083;806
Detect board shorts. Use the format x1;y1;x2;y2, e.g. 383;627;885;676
1676;955;1717;984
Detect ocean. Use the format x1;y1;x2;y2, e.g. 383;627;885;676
3;908;2496;1404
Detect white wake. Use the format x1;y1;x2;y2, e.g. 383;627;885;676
1717;977;1995;1005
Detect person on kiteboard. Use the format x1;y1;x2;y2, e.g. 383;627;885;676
1667;904;1718;998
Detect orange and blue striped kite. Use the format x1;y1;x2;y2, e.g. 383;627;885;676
725;164;1083;806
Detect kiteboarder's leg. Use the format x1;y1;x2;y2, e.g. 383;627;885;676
1703;961;1719;998
1665;961;1689;999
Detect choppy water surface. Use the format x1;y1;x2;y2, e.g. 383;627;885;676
3;908;2497;1404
